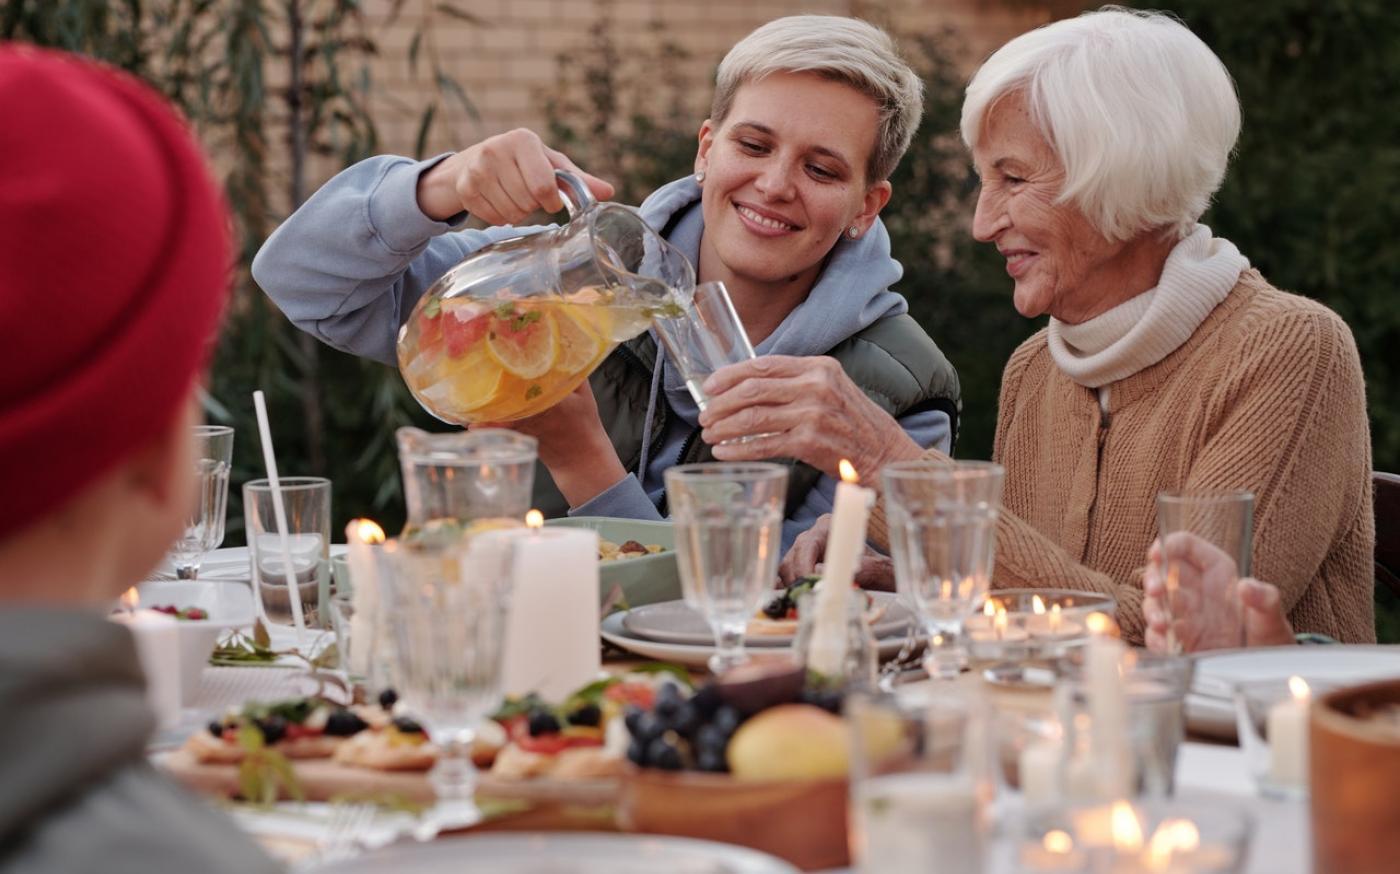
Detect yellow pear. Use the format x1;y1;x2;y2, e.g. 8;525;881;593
727;704;849;780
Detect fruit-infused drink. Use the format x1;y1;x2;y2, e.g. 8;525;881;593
398;286;673;425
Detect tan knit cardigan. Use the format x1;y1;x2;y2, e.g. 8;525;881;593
868;271;1375;644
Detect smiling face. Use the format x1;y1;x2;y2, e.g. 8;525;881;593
970;91;1156;323
694;71;891;295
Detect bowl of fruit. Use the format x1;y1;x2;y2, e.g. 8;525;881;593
135;579;258;700
616;661;853;871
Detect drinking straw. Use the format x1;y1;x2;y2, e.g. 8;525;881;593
252;390;307;648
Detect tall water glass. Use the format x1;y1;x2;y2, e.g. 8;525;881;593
1156;489;1253;654
848;689;990;874
654;281;756;412
665;462;787;674
381;535;511;838
883;461;1004;679
243;477;331;635
168;425;234;579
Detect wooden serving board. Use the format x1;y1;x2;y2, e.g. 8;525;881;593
159;748;621;808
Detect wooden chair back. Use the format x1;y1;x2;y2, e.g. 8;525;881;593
1377;472;1400;599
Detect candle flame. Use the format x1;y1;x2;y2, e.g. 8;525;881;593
526;509;544;530
1049;603;1062;631
994;609;1009;635
1086;612;1118;637
983;599;997;617
838;459;858;483
1145;818;1201;864
1042;829;1074;854
1109;801;1144;851
352;518;386;544
120;587;139;611
1032;594;1047;615
1288;675;1311;701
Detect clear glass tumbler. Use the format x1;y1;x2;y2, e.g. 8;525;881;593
882;460;1005;679
243;476;331;640
664;462;788;674
167;424;234;579
653;281;756;412
380;535;512;838
1156;489;1254;654
848;688;990;874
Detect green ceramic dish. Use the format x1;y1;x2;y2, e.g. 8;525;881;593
546;516;681;609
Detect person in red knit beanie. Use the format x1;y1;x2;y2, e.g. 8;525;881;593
0;47;279;873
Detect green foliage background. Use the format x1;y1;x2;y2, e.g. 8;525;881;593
7;0;1397;635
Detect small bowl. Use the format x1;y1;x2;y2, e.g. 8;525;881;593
619;767;849;870
136;579;257;701
1311;678;1400;874
546;517;680;609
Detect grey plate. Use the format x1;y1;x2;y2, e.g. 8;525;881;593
621;592;913;647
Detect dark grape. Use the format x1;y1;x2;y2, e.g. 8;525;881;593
695;723;727;755
567;702;602;727
207;721;224;738
672;702;699;737
654;683;683;721
627;737;649;766
324;708;369;737
712;705;743;738
257;715;287;745
762;595;789;620
527;709;562;736
647;737;684;771
628;711;663;744
689;684;722;719
696;749;728;773
377;688;398;710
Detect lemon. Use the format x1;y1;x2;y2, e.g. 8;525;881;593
486;307;557;379
445;348;504;413
553;305;608;375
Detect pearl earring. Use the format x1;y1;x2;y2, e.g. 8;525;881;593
695;171;706;184
847;226;861;239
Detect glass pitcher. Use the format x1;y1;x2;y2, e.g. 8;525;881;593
397;170;695;426
396;427;538;545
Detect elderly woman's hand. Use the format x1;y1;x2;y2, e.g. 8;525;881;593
779;514;897;591
1143;533;1295;652
416;128;615;225
697;355;923;478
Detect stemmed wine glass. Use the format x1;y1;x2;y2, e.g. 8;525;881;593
167;425;234;579
664;462;788;674
883;460;1004;679
380;533;512;839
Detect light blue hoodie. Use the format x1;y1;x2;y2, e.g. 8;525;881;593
253;155;951;551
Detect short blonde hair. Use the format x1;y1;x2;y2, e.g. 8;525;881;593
711;15;923;183
961;6;1240;241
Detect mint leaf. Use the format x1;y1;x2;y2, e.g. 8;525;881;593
423;297;442;319
525;384;543;401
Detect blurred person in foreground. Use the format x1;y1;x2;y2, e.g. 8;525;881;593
765;7;1373;645
253;16;959;553
0;47;278;874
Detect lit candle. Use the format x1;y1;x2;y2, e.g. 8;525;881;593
1085;612;1132;798
344;519;386;679
109;587;182;729
1267;675;1311;788
808;459;874;677
497;510;601;701
1018;728;1063;805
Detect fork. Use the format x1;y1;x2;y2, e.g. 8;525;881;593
878;620;924;690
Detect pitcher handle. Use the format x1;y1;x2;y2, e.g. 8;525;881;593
554;169;597;219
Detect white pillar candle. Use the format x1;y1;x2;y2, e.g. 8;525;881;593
1084;613;1132;798
1267;675;1311;787
110;599;182;729
853;772;984;874
497;514;600;701
1019;736;1063;805
344;519;386;679
808;460;874;677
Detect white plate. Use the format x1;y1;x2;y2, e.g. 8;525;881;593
1185;645;1400;739
153;544;348;581
622;592;912;647
603;611;912;669
323;831;799;873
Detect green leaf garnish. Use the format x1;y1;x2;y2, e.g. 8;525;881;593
493;301;517;319
423;297;442;319
524;384;543;400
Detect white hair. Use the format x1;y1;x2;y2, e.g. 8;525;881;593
960;6;1240;241
712;16;924;183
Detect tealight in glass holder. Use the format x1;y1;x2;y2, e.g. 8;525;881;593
1232;676;1313;801
965;589;1116;686
1019;797;1253;874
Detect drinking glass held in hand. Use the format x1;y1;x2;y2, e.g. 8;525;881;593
166;425;233;580
882;461;1004;680
1154;489;1253;654
381;535;512;838
665;462;788;674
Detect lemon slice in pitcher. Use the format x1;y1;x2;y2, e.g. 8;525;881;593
443;348;504;413
486;306;558;379
554;306;608;375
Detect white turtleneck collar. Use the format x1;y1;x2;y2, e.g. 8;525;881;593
1046;225;1249;389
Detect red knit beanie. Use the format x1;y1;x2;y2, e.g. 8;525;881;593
0;46;232;538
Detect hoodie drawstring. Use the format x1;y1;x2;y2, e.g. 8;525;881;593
636;341;664;487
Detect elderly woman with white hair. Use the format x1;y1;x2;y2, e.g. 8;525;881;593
731;7;1375;644
254;15;959;552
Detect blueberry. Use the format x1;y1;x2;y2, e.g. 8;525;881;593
695;723;727;754
647;737;684;771
527;709;562;736
654;684;683;721
207;721;224;738
628;711;663;744
712;705;742;738
762;595;789;620
392;716;424;734
567;702;602;727
627;737;649;767
623;706;646;736
696;749;728;773
257;715;287;745
689;684;722;719
324;708;369;737
378;688;398;711
671;702;699;737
